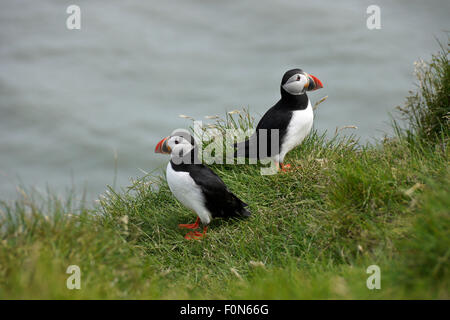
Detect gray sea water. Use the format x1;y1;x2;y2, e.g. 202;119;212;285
0;0;449;201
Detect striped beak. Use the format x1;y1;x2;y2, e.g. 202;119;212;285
155;136;171;154
306;74;323;91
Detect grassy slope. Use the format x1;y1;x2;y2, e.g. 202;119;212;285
0;46;448;299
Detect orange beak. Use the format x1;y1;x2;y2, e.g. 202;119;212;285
155;136;171;154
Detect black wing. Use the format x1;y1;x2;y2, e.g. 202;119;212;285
234;102;293;158
256;104;292;133
188;164;250;219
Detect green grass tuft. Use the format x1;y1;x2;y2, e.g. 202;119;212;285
395;36;449;144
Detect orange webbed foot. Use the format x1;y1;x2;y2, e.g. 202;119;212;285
178;217;200;229
184;227;208;240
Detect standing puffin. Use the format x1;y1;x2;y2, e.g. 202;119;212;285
155;130;251;240
234;68;323;171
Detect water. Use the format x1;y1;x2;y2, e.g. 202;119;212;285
0;0;448;201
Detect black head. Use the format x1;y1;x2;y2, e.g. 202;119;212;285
280;68;323;97
155;129;199;164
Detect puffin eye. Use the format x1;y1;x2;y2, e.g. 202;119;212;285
175;140;179;145
297;75;301;81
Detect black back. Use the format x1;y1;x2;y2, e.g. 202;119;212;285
234;84;310;159
170;160;251;219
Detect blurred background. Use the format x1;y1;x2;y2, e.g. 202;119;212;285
0;0;449;201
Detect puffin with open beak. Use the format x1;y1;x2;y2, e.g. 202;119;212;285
234;68;323;171
155;130;251;240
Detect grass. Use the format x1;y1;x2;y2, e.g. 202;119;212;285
396;39;449;144
0;44;449;299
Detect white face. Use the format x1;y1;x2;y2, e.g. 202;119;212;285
166;135;194;158
282;73;308;95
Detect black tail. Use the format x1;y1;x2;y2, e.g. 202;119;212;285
236;198;251;217
240;205;251;217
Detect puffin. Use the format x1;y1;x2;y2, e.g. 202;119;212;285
155;130;251;240
234;68;323;171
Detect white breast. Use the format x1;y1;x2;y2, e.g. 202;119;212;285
278;100;314;163
166;163;212;224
